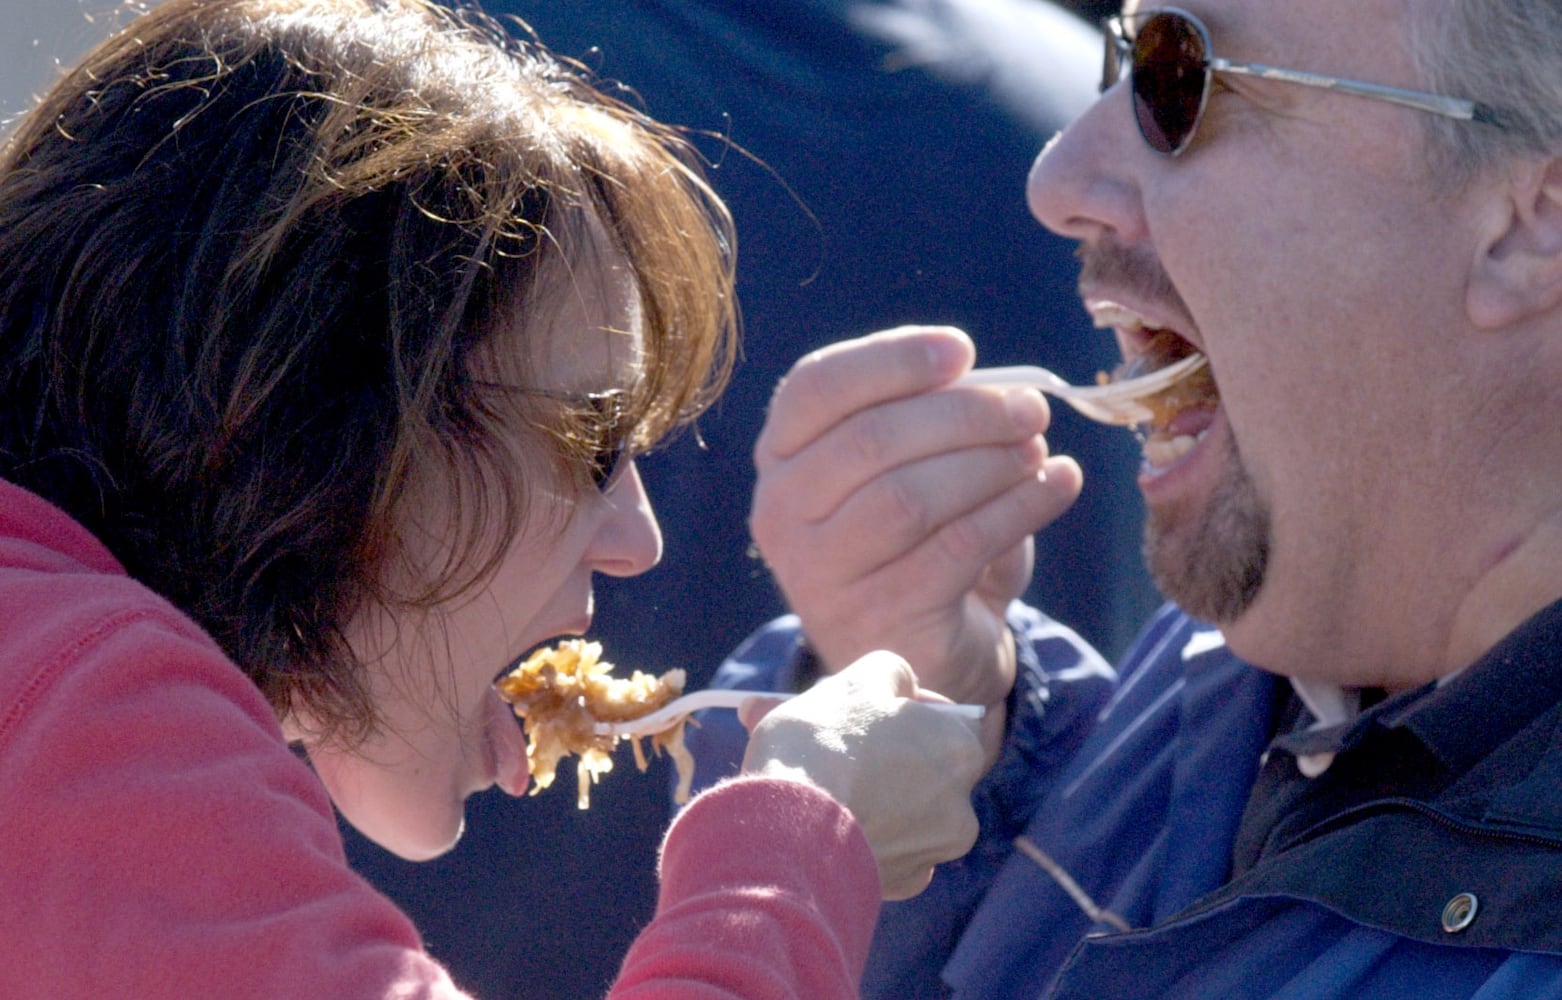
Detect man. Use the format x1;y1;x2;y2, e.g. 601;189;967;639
692;0;1562;996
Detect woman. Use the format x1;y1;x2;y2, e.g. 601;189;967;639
0;0;982;995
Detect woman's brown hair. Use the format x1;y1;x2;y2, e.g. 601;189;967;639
0;0;737;742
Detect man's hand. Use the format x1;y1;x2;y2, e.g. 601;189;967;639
749;326;1083;708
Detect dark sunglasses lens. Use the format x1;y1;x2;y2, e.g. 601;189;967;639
1132;12;1209;154
582;393;630;492
591;441;628;491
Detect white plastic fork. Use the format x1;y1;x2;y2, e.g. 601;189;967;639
957;353;1209;426
593;689;986;738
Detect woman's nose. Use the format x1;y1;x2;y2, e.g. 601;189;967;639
587;461;663;578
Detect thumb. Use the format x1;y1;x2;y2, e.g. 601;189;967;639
737;694;789;732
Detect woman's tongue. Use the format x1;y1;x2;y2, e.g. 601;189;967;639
485;692;531;797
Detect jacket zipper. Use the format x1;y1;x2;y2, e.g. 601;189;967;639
1282;795;1562;853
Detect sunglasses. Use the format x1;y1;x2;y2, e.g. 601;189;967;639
571;389;634;494
1104;7;1505;156
467;381;635;494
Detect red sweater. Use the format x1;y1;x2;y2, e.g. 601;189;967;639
0;478;878;998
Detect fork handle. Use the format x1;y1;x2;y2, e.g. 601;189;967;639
596;691;984;737
956;366;1067;390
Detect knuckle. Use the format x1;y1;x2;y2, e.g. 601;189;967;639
752;425;777;467
923;717;985;781
952;806;980;855
786;351;845;413
933;509;990;566
949;389;1001;439
868;471;924;543
878;476;936;545
947;386;1028;444
955;735;985;782
747;498;779;548
843;408;897;468
881;862;933;903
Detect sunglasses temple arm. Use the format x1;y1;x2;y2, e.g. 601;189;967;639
1210;57;1480;121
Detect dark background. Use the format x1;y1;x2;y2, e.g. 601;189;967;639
344;2;1157;996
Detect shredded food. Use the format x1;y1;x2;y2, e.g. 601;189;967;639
495;639;697;808
1099;329;1218;429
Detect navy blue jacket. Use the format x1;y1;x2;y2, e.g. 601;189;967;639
688;602;1562;998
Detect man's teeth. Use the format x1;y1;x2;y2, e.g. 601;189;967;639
1143;428;1208;469
1089;302;1146;332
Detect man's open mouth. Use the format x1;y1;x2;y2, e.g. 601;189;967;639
1090;302;1220;468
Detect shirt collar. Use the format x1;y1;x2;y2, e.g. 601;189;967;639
1273;597;1562;776
1388;597;1562;774
1280;596;1562;778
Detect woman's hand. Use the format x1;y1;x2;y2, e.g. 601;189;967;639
740;650;985;900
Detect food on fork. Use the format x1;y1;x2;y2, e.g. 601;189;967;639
1100;329;1217;429
496;639;697;808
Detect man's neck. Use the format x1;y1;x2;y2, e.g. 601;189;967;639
1447;507;1562;678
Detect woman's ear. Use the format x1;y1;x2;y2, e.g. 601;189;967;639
1467;157;1562;330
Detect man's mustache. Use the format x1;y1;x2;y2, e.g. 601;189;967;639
1076;239;1184;315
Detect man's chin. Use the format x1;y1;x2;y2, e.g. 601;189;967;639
1142;444;1270;627
1144;523;1268;627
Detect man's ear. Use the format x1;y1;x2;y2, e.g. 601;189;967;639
1467;156;1562;330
